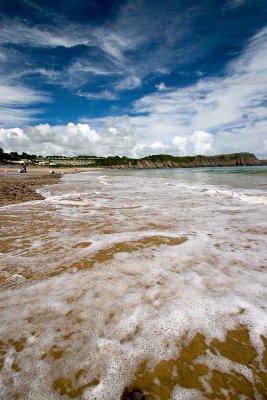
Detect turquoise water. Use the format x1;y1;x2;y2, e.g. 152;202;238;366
118;165;267;191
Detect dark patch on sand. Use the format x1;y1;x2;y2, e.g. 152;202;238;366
0;173;60;206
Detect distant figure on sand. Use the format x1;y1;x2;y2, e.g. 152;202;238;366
19;164;26;173
50;168;54;174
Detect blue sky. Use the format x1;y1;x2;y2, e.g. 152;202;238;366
0;0;267;157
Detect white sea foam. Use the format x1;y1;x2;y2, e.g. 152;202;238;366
98;174;111;185
171;387;206;399
0;167;267;399
205;187;267;204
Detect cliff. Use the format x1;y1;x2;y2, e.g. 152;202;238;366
93;152;262;169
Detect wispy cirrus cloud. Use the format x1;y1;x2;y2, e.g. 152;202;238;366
94;30;137;63
222;0;245;11
0;21;92;48
0;107;40;126
0;19;142;92
0;84;51;126
0;85;48;107
76;90;116;100
0;0;197;95
0;27;53;126
129;25;267;157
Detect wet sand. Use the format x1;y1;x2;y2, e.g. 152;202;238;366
0;167;94;206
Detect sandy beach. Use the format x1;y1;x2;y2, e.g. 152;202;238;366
0;166;94;206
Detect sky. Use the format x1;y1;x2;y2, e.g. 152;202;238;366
0;0;267;158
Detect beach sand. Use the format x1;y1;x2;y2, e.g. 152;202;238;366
0;166;94;206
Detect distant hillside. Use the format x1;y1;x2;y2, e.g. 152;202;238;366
1;148;265;169
93;152;262;169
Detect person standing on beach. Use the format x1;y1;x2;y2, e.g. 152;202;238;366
19;163;27;173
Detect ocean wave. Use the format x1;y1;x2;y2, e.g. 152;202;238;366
205;187;267;204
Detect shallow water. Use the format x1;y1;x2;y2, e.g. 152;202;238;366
0;166;267;399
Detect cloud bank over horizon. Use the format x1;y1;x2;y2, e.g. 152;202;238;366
1;121;266;159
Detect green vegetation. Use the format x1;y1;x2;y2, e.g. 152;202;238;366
93;156;138;167
0;148;37;163
93;152;259;168
144;154;194;163
0;148;261;168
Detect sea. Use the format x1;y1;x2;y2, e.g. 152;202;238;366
0;166;267;399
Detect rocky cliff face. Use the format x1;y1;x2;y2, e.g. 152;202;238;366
108;153;261;170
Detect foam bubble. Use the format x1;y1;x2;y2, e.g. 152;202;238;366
171;386;206;399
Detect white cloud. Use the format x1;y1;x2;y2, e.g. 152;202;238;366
191;131;213;154
131;141;170;158
0;1;196;94
172;136;188;154
98;116;141;156
0;45;51;126
115;76;141;91
15;68;61;81
1;15;267;158
0;118;265;160
150;141;169;151
94;30;136;63
0;112;215;158
0;85;48;107
0;123;100;155
222;0;245;11
0;84;50;126
171;131;214;155
77;90;117;100
0;108;39;126
129;25;267;158
0;19;142;92
0;21;92;48
0;118;169;158
0;119;139;156
69;62;114;77
155;82;167;91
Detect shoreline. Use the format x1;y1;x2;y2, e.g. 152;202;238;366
1;164;266;207
0;167;95;206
